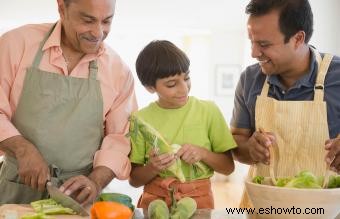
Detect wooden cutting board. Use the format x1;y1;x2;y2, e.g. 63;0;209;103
0;204;89;218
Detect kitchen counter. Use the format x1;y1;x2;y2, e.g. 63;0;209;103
0;204;255;219
134;208;253;219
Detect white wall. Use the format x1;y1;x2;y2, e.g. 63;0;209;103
309;0;340;55
1;0;340;206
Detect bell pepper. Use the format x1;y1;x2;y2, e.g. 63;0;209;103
90;201;133;219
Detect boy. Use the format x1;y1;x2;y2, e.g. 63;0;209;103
129;40;236;209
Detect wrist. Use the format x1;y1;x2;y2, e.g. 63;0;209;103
88;166;115;193
5;135;35;159
146;162;160;175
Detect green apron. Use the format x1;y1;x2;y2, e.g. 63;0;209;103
0;24;104;204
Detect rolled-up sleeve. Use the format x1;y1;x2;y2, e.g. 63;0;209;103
0;32;22;142
93;65;137;180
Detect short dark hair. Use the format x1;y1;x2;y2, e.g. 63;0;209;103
245;0;313;43
135;40;190;87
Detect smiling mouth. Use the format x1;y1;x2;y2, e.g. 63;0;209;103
177;96;188;101
258;59;270;64
86;39;100;43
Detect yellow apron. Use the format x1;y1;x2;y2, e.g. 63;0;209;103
0;24;104;203
240;49;334;208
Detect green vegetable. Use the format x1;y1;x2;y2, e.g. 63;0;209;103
21;213;53;219
170;197;197;219
327;175;340;188
147;199;170;219
337;175;340;187
275;177;292;187
128;114;186;182
96;193;134;211
252;176;264;184
30;199;75;215
254;171;340;189
284;171;321;189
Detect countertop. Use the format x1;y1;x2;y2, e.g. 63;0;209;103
0;204;254;219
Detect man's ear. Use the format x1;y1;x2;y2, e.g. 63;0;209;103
57;0;65;20
293;31;306;49
145;86;156;94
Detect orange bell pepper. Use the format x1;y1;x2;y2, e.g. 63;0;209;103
91;201;133;219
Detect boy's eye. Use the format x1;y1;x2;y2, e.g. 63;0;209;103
166;83;176;88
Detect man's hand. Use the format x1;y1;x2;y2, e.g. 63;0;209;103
60;166;115;205
325;137;340;173
60;175;99;206
249;130;275;165
0;135;49;192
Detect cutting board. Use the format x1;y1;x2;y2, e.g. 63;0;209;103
0;204;89;219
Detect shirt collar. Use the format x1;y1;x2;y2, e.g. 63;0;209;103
267;47;318;89
42;20;106;58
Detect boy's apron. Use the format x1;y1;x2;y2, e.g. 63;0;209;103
0;24;104;204
240;50;334;208
138;177;214;209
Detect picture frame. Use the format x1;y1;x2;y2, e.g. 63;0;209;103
215;65;241;96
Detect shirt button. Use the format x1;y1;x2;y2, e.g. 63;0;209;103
282;90;285;94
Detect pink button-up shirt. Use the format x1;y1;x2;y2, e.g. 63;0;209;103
0;21;138;179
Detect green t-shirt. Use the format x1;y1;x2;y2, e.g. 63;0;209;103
129;96;237;180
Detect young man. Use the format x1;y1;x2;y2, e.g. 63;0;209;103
0;0;137;204
230;0;340;206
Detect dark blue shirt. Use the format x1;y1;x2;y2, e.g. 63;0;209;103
231;50;340;138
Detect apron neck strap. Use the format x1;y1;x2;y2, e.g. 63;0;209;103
260;48;333;102
32;23;57;68
260;78;270;97
32;23;99;79
89;60;98;79
311;48;333;102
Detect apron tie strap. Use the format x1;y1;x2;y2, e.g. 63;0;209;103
137;177;213;209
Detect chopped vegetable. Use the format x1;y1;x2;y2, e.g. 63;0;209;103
253;170;340;189
96;193;134;211
30;199;75;215
147;199;170;219
90;201;133;219
275;177;292;187
285;171;321;189
21;213;53;219
327;175;340;188
252;176;264;184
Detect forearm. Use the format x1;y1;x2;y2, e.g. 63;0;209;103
231;143;254;165
231;128;255;164
0;135;35;158
88;166;115;192
129;163;159;187
201;150;235;175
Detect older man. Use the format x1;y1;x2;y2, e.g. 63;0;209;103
0;0;137;204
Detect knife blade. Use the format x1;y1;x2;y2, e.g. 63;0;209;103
46;182;89;216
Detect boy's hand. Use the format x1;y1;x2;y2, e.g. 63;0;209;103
147;149;176;173
176;144;207;164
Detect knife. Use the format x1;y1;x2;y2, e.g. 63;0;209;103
46;181;89;216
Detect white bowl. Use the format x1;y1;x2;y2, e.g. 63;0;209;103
245;178;340;219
